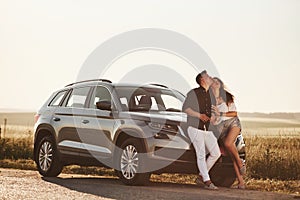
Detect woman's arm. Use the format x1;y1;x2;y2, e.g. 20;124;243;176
212;103;238;117
222;111;237;117
222;102;238;117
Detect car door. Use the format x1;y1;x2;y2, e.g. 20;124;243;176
79;85;116;160
54;86;91;156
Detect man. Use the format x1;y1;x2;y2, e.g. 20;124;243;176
182;70;221;190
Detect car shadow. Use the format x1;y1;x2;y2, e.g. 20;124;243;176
42;176;206;200
42;176;293;200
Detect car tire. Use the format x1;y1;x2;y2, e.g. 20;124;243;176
36;136;63;177
116;138;150;185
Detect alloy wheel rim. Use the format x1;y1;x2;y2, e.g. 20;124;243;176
121;144;139;180
39;141;53;172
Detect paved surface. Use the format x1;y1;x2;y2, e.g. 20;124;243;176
0;168;297;200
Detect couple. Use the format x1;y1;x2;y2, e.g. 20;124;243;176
182;70;246;190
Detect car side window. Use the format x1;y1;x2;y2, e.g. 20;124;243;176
49;90;68;107
89;86;112;109
65;87;91;108
134;95;158;110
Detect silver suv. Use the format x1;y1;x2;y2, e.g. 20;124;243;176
34;79;245;186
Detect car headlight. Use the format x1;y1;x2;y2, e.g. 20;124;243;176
148;122;179;139
148;122;178;133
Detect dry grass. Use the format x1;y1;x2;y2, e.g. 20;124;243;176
245;136;300;180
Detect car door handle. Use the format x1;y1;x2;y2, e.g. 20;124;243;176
53;117;61;122
82;119;89;124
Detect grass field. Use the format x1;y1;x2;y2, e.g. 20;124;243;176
0;112;35;127
0;112;300;194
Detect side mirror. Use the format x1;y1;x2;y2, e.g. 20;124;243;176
96;100;112;111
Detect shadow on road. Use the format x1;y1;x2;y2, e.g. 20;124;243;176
42;176;218;200
42;176;295;200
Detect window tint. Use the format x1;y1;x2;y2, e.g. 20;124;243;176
66;87;90;108
115;86;185;112
89;86;112;109
49;90;68;106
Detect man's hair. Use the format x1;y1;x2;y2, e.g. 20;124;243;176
196;70;207;85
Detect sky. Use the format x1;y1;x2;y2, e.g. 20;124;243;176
0;0;300;113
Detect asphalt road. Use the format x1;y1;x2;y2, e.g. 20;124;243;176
0;168;297;200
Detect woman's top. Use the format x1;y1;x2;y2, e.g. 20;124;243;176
214;101;237;125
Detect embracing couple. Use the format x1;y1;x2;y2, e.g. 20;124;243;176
182;70;246;190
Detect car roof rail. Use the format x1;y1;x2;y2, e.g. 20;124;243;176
149;83;168;88
65;79;112;87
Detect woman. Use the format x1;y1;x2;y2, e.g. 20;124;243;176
211;77;246;189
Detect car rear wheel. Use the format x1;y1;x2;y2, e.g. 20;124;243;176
36;136;63;177
116;138;150;185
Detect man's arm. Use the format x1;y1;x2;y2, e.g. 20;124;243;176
184;108;210;123
182;90;210;123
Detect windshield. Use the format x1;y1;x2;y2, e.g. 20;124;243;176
114;86;185;112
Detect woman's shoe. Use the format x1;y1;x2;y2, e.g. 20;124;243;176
239;164;246;175
231;184;246;189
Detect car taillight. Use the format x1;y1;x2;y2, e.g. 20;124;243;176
34;114;40;123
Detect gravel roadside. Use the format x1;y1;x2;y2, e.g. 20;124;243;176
0;168;297;200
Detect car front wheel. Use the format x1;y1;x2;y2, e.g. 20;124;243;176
116;138;150;185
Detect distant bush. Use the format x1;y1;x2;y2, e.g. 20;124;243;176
0;137;33;160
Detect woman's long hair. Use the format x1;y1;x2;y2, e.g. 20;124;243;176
214;77;234;106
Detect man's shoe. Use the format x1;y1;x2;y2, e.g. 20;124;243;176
204;182;218;190
195;176;205;187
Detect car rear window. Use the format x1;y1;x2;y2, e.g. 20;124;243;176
65;87;91;108
49;90;68;107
